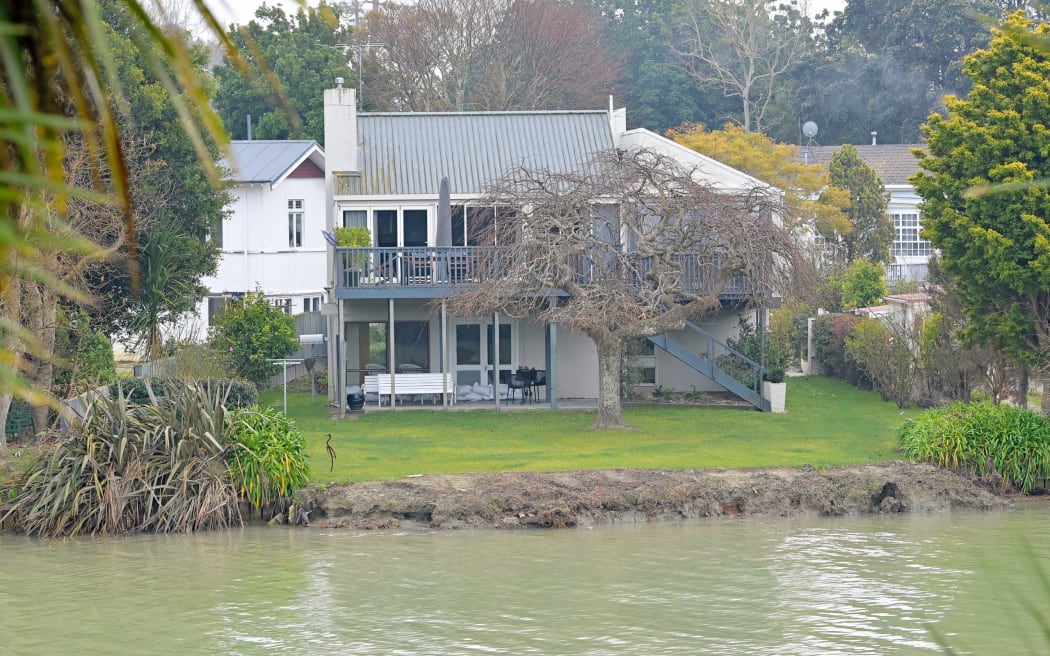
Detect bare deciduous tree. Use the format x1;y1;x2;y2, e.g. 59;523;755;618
672;0;812;134
362;0;622;111
469;0;623;110
445;148;796;428
363;0;507;111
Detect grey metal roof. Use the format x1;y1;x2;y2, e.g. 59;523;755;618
224;140;323;184
798;144;926;185
352;111;616;195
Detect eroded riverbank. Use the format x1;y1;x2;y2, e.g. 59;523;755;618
295;461;1009;530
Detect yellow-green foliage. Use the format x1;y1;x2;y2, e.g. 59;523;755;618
667;123;851;236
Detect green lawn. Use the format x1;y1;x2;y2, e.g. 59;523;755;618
260;376;919;484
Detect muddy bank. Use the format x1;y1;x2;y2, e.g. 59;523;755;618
293;462;1009;531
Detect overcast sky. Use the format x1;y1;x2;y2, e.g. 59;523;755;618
205;0;847;29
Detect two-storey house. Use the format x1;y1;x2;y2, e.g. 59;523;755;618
322;86;781;412
194;140;328;333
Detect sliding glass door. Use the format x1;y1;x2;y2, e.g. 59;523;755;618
453;321;514;387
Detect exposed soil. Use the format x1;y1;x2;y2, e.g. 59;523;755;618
293;462;1010;531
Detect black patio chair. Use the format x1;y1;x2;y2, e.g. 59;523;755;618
531;369;547;402
507;373;528;404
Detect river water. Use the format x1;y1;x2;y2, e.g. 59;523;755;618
3;504;1050;655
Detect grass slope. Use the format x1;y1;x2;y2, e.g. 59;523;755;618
261;376;917;484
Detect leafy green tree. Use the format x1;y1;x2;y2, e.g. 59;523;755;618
213;2;355;142
591;0;729;131
210;291;299;388
53;310;117;399
827;0;998;91
0;0;270;450
838;259;887;310
85;7;226;352
828;145;892;263
778;47;941;145
912;12;1050;373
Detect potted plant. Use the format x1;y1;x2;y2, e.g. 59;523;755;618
333;226;371;285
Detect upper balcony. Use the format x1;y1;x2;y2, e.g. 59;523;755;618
333;246;765;302
333;246;487;299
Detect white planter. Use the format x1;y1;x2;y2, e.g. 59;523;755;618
763;381;787;413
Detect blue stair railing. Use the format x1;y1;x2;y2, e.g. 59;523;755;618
647;321;770;411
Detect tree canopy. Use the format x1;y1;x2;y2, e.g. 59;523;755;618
213;2;355;142
210;291;299;388
828;145;892;263
668;123;850;237
912;12;1050;363
361;0;622;111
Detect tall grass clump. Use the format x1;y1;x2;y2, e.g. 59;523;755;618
1;382;241;537
226;406;310;514
897;401;1050;493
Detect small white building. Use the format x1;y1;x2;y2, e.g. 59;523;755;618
194;140;328;333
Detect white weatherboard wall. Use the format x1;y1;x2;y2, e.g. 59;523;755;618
196;174;326;324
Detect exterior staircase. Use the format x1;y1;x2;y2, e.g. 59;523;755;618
648;321;771;411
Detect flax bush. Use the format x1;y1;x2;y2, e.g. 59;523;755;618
896;401;1050;493
226;406;310;513
1;382;241;537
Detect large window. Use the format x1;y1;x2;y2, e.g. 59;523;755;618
347;320;430;372
288;199;304;247
452;206;494;246
891;212;932;257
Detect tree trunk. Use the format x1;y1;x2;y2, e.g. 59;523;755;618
25;281;58;435
1019;364;1030;409
592;337;630;429
0;392;10;451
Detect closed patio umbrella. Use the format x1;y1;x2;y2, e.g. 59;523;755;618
436;176;452;247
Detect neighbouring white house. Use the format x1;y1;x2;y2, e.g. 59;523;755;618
192;140;328;335
322;86;785;412
801;144;933;282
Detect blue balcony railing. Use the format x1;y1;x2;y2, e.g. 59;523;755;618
337;247;488;291
335;246;760;298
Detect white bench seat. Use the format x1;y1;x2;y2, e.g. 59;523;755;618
362;373;456;406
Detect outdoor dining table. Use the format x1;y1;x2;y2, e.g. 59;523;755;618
514;368;537;404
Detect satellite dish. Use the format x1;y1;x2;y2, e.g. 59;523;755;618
802;121;819;138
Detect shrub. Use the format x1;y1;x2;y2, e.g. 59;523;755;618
2;382;241;536
896;401;1050;493
209;290;299;388
813;313;868;386
226;406;310;513
845;317;914;407
720;315;793;385
115;378;257;409
53;309;116;397
839;259;887;309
